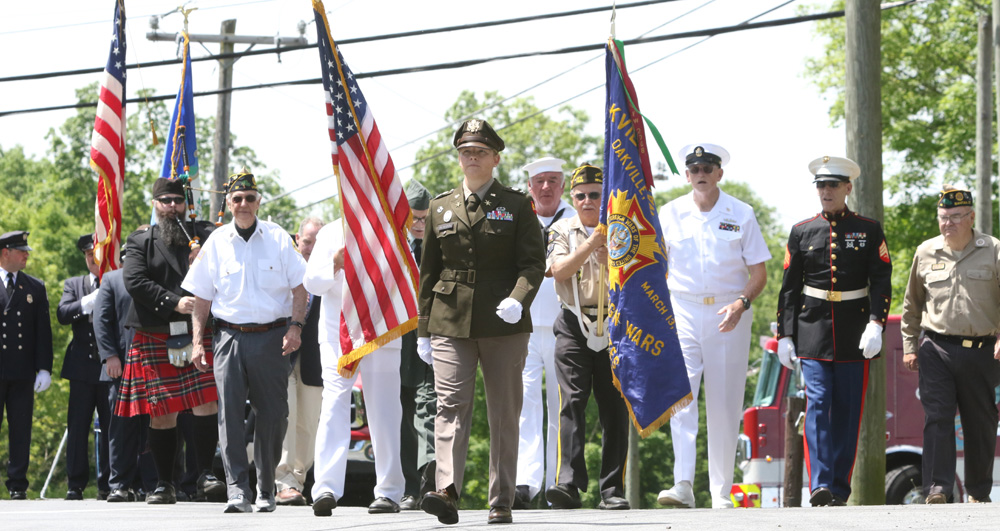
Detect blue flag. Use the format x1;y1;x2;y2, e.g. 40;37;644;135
153;33;198;225
600;39;691;437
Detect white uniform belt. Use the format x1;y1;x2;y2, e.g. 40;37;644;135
670;291;742;305
803;285;868;302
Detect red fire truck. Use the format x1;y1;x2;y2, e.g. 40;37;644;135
737;315;1000;507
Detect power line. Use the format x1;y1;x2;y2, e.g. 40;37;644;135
0;0;680;84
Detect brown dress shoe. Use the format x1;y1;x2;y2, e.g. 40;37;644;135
488;506;512;524
276;487;306;506
421;489;459;525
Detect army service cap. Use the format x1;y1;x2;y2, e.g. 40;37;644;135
0;231;32;251
77;234;95;253
809;156;861;182
569;164;603;189
522;157;566;178
938;188;973;208
680;143;730;167
226;167;258;193
453;119;505;152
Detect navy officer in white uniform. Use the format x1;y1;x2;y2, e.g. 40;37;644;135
656;144;770;509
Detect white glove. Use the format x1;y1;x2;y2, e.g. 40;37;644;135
81;290;99;314
859;322;883;359
777;337;798;370
417;337;433;366
34;370;51;392
496;298;523;325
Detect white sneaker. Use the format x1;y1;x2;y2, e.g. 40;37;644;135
256;491;276;513
224;494;252;513
657;481;695;508
712;495;734;509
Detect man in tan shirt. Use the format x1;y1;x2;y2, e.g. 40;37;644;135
901;188;1000;504
543;164;629;511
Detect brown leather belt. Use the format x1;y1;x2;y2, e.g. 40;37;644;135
925;331;997;350
215;318;288;333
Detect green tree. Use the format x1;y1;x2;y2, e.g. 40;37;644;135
411;90;603;197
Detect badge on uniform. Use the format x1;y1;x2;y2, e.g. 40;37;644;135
718;222;740;233
845;232;868;249
25;294;32;304
486;206;513;222
437;223;454;233
443;210;453;222
931;263;945;271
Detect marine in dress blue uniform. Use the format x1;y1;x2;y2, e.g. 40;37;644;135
776;156;892;506
0;230;53;499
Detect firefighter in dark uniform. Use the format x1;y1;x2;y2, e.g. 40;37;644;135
776;156;892;506
57;234;112;500
901;188;1000;504
417;119;545;526
0;230;54;500
543;165;629;511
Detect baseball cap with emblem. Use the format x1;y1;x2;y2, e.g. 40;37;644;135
0;231;32;251
453;119;505;152
679;143;730;167
569;164;603;189
76;234;95;253
938;187;973;208
226;167;258;193
808;156;861;183
522;157;566;178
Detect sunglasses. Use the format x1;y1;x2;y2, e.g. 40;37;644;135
155;196;185;205
687;164;717;175
230;194;259;204
815;181;843;189
573;192;602;201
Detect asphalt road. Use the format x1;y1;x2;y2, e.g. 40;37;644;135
1;500;1000;530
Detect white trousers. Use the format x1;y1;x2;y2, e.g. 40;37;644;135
669;298;752;502
275;359;323;492
516;328;559;498
312;342;404;502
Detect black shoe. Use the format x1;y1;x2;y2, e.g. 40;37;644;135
9;490;27;500
512;485;532;509
197;472;227;503
107;488;134;502
830;496;847;506
488;506;512;524
545;483;582;510
146;482;177;505
399;495;419;511
809;487;833;507
368;496;401;514
313;492;337;517
421;489;460;525
65;488;84;501
598;495;630;510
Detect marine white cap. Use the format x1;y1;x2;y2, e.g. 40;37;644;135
522;156;566;178
808;155;861;182
679;143;730;167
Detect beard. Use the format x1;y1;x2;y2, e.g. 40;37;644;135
156;210;189;248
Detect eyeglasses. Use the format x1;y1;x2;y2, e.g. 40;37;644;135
230;194;259;204
687;164;717;175
412;216;426;224
815;181;842;189
156;196;185;205
573;191;602;201
938;211;972;224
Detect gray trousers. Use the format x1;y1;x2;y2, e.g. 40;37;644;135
214;326;291;499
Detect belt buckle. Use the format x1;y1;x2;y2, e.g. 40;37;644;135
703;296;715;305
962;339;974;348
466;270;476;284
826;291;841;302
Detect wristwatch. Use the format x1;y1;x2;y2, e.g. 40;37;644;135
289;320;305;329
738;295;751;310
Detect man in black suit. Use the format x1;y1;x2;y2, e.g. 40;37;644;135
0;230;54;500
57;234;112;500
95;238;157;502
275;217;325;506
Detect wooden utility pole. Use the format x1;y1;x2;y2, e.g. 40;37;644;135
782;396;805;507
845;0;885;506
978;15;994;236
995;0;1000;232
213;19;237;219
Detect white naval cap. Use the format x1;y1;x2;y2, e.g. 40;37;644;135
808;155;861;182
679;143;730;167
522;156;566;177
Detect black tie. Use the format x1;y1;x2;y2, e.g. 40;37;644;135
5;272;13;297
467;194;481;212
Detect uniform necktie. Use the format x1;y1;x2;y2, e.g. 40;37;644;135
5;272;13;297
467;193;481;212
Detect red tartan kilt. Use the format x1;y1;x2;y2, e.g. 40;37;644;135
115;330;218;418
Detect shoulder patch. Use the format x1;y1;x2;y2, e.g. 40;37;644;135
433;189;454;199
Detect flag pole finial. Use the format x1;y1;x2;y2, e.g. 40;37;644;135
610;0;617;40
179;5;198;33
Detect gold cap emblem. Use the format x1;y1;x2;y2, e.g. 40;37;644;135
467;119;482;133
694;146;704;157
956;192;964;201
823;156;830;163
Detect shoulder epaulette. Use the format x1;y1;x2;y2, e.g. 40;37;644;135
433;189;454;199
792;214;821;228
503;185;528;196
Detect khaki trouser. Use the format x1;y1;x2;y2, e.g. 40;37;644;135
431;333;528;508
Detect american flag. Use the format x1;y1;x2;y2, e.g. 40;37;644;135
89;0;126;278
313;0;418;377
